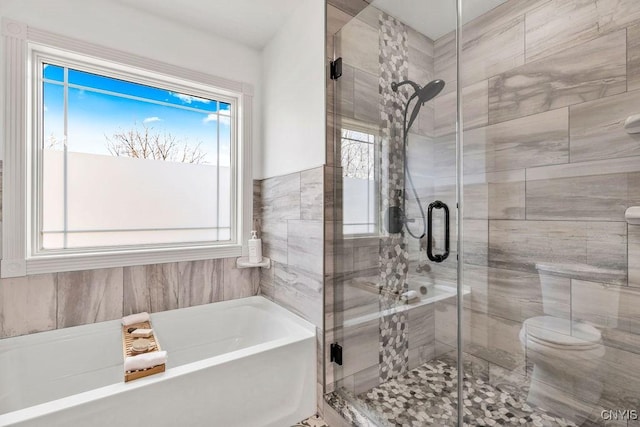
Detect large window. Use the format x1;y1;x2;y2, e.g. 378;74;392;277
341;126;377;235
33;57;236;253
36;57;236;254
1;27;253;278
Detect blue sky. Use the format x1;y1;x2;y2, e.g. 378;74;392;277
42;64;231;166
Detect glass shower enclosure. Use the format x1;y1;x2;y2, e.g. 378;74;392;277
326;0;640;426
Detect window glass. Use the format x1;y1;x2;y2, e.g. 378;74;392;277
39;62;234;250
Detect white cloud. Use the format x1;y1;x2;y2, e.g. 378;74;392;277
143;116;162;124
202;114;217;124
171;92;211;104
202;114;231;125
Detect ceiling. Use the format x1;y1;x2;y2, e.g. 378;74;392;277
371;0;508;39
114;0;300;50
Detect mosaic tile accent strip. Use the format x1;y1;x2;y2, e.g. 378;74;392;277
292;414;329;427
354;356;578;427
377;11;411;384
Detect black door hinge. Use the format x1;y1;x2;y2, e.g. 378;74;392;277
330;57;342;80
330;343;343;365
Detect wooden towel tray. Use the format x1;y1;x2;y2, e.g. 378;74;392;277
122;320;166;382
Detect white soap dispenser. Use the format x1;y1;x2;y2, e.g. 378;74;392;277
248;230;262;264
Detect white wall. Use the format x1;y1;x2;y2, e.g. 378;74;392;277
260;0;326;179
0;0;262;176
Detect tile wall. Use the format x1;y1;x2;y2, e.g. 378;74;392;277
254;166;325;414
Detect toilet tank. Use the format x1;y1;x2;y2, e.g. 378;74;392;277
535;263;623;328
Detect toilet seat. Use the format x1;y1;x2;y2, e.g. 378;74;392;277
520;316;602;350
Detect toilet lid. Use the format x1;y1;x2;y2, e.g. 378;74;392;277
522;316;602;348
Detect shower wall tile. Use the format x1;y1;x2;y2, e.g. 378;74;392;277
630;226;640;288
434;80;488;137
0;274;56;338
569;90;640;163
408;303;435;349
123;263;179;315
465;170;526;220
434;31;456;95
525;173;629;221
335;63;355;119
526;156;640;181
596;0;640;32
58;267;124;328
301;167;324;220
353;69;379;123
525;0;601;62
327;5;353;56
260;219;288;264
488;30;627;124
464;108;569;175
339;317;379;378
629;22;640;92
352;364;380;394
339;15;378;75
460;15;525;87
488;220;627;284
177;259;224;308
408;26;434;58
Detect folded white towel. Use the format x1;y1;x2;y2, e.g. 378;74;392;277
122;312;150;326
124;351;167;372
401;290;420;302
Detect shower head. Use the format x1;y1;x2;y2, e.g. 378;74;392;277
392;79;445;132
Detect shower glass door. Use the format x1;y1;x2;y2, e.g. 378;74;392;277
327;2;462;425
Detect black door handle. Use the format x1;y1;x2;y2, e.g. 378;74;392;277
427;200;449;263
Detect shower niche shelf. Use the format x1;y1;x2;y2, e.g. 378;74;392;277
236;256;271;269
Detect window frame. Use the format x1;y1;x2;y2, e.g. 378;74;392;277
1;20;254;277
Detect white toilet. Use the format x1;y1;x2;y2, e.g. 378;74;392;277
519;263;621;424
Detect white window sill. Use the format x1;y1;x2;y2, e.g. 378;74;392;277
1;244;243;277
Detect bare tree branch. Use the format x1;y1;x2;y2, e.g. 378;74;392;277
105;123;207;164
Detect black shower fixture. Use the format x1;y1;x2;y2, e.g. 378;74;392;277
385;78;447;252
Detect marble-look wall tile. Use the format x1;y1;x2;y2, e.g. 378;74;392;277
339;15;378;75
526;173;629;221
629;21;640;92
339;317;379;378
408;303;435;349
274;263;323;328
434;80;488;137
434;31;456;95
177;259;223;308
301;167;324;221
260;172;301;221
488;220;627;284
525;0;601;62
352;364;380;394
336;63;355;119
464;108;569;175
327;5;353;56
596;0;640;32
526;155;640;181
353;69;378;123
570;90;640;163
630;225;640;288
58;268;123;328
488;30;626;124
461;15;525;87
288;220;324;276
123;263;178;315
0;274;56;338
222;258;259;300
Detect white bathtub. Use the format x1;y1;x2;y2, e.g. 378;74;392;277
0;296;316;427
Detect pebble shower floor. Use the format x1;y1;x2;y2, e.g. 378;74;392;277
348;356;579;426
